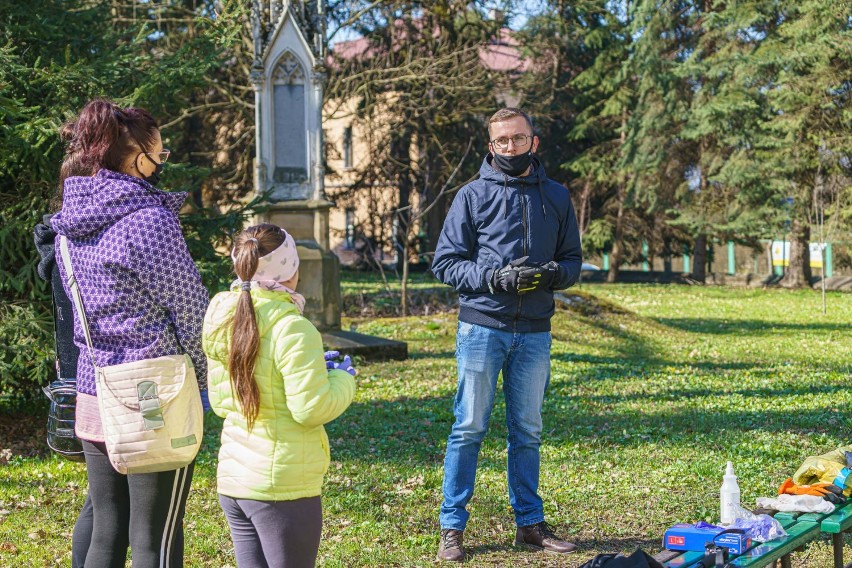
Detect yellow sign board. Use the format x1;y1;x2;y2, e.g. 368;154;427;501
770;241;825;268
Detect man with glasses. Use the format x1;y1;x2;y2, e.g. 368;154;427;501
432;108;582;562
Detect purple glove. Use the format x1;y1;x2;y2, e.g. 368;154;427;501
199;389;211;413
328;355;357;376
324;350;340;370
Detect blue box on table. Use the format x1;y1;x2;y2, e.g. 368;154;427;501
663;524;751;555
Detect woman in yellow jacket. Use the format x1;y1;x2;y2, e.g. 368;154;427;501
203;223;356;568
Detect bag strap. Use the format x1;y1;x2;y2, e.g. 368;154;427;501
58;236;99;373
49;287;61;379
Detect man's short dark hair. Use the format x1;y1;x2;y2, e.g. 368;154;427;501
488;108;534;136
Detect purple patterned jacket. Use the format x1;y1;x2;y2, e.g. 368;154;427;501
51;170;209;397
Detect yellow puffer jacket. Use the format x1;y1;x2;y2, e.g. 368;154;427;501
203;289;355;501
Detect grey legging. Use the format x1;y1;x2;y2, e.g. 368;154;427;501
219;494;322;568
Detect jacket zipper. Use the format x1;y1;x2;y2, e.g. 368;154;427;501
514;183;529;332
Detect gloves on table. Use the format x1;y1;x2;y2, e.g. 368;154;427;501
325;351;357;376
778;477;846;504
757;494;835;514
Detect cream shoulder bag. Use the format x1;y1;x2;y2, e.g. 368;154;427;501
59;236;202;474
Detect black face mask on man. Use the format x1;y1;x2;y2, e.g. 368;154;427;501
140;153;164;187
492;150;533;177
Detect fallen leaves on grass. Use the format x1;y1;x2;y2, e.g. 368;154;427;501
0;411;49;462
0;542;18;554
393;474;425;495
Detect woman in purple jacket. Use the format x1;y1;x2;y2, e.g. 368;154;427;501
51;99;209;567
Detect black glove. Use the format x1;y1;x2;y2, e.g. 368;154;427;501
516;261;561;293
489;256;536;294
823;484;847;504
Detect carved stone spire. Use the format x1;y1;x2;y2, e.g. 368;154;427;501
250;1;325;62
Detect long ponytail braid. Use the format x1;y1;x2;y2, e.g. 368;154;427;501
228;224;286;430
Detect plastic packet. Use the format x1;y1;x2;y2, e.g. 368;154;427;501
730;504;760;521
728;504;787;542
695;521;725;531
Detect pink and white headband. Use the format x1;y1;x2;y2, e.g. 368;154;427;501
232;228;299;284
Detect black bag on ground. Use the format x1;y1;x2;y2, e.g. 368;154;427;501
579;548;665;568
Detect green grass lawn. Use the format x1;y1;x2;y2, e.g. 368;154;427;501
2;283;851;566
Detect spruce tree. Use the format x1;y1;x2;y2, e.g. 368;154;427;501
622;0;696;277
0;0;242;396
559;0;638;282
753;0;852;287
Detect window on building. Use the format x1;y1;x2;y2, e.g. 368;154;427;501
343;126;353;169
345;208;355;249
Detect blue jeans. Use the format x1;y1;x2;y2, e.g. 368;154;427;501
440;321;552;530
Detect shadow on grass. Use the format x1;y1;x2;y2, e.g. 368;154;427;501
329;313;851;461
553;351;852;380
312;376;851;470
410;305;667;366
29;364;839;468
572;536;664;551
552;310;670;368
578;382;852;404
654;317;850;335
408;349;457;361
462;535;665;566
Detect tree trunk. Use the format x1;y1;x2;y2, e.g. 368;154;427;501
424;200;444;265
401;239;410;316
662;237;673;273
780;218;811;288
692;234;707;283
691;141;710;283
607;195;624;283
423;148;448;266
607;110;629;284
577;181;591;234
392;124;414;273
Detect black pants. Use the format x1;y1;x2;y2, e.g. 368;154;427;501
219;494;322;568
72;493;93;568
81;440;194;568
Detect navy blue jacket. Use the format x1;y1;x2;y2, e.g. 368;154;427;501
432;155;582;332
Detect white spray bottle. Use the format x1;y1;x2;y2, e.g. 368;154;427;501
720;461;741;525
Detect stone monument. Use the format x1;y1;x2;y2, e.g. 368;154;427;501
249;1;406;360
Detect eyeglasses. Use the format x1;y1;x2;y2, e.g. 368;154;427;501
144;149;171;164
491;134;532;151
